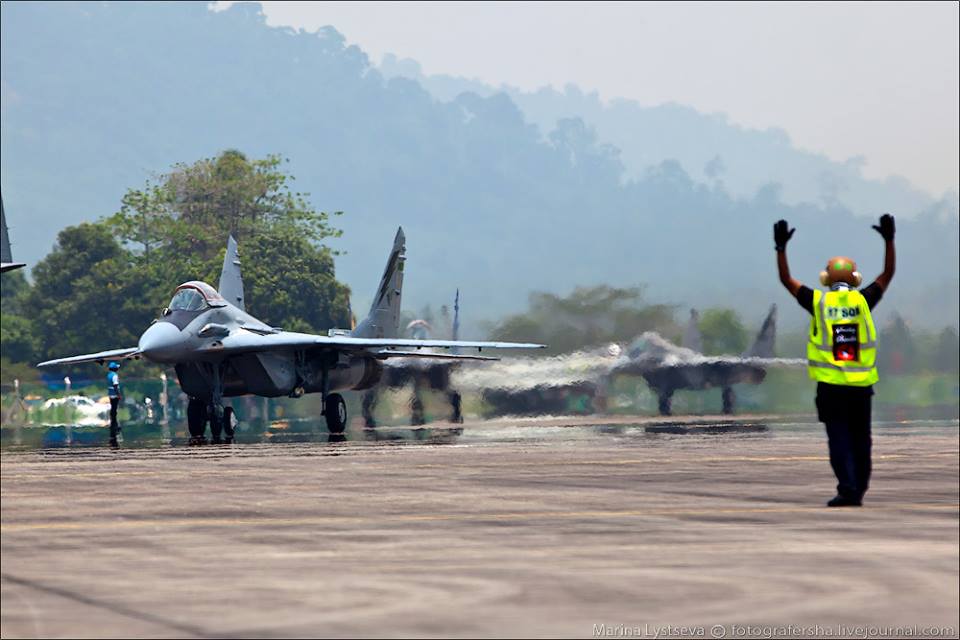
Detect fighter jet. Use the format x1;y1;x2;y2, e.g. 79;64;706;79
454;343;621;417
1;195;27;273
39;229;544;440
453;306;801;417
611;305;802;415
362;290;466;427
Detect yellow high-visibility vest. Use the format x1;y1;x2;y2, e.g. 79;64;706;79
807;288;879;386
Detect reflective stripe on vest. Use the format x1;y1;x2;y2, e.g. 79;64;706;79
807;288;879;386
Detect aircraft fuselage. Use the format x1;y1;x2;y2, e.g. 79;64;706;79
138;286;381;401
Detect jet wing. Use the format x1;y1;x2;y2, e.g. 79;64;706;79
199;331;544;356
37;347;141;368
373;350;500;361
689;356;805;366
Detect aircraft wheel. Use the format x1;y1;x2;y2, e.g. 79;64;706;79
223;406;236;440
187;398;207;439
721;387;736;415
209;406;223;443
324;393;347;434
410;394;425;426
657;391;673;416
449;391;463;424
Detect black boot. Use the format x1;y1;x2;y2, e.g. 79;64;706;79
827;494;862;507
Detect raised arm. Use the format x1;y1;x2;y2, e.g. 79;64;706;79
774;220;802;296
871;214;896;291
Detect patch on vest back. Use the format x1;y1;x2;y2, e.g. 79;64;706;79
832;324;860;362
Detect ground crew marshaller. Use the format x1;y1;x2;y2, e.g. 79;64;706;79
107;361;123;444
774;214;896;507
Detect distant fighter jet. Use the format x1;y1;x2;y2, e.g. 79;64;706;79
1;195;27;273
454;343;619;418
453;305;801;417
39;229;544;440
612;305;801;415
362;290;465;427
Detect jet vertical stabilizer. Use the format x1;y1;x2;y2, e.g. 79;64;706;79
218;235;245;311
1;194;27;273
742;304;777;358
682;309;703;353
353;227;406;339
452;289;461;354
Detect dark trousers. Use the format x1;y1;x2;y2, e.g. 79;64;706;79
109;397;121;441
816;383;873;501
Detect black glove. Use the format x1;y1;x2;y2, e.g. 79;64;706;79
872;213;895;241
773;219;795;251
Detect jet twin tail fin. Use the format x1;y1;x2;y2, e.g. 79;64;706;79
742;304;777;359
352;227;405;339
682;309;703;353
683;305;777;359
1;194;26;273
1;195;12;264
218;235;245;311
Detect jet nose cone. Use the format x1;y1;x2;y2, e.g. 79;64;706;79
138;322;183;362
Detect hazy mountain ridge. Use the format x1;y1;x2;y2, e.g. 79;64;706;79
1;1;957;329
379;54;958;220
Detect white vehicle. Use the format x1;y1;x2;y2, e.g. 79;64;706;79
42;395;110;425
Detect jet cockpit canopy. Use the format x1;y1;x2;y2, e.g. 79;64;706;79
168;281;226;312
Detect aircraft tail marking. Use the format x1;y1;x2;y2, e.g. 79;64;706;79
353;227;405;339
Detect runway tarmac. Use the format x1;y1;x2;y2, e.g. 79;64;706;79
2;416;958;638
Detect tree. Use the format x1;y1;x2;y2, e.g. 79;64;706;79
21;152;352;369
491;285;676;355
27;224;136;361
1;312;37;365
105;150;350;331
243;225;351;332
108;150;342;261
931;327;959;374
1;271;40;382
1;270;30;313
698;308;748;355
878;313;917;374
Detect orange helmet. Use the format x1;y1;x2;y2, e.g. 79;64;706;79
820;256;862;287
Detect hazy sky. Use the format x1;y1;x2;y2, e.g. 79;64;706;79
224;1;959;196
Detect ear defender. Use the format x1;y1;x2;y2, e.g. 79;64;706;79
821;257;861;287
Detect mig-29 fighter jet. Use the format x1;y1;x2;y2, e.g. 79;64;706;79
612;305;802;415
362;290;466;427
39;229;544;440
453;306;801;418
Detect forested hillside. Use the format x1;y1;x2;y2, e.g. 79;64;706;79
381;53;956;218
2;1;957;329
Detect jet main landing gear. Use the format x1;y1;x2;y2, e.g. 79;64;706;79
657;389;674;416
324;393;347;434
721;387;736;415
208;404;237;443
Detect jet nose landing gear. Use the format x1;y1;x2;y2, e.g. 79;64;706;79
187;398;208;445
324;393;348;434
186;398;237;444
